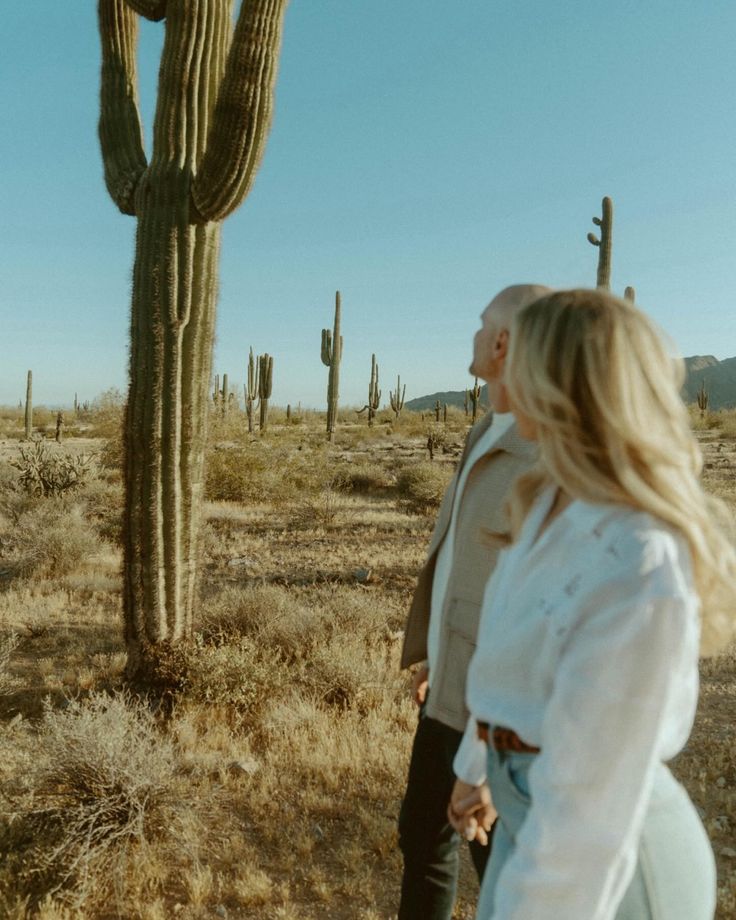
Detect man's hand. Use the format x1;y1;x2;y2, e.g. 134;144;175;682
410;663;429;706
447;778;496;846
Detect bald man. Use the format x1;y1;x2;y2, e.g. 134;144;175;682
397;285;550;920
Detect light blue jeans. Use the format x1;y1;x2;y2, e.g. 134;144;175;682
477;747;716;919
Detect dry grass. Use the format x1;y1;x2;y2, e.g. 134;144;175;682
0;405;733;918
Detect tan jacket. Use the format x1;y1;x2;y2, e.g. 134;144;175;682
400;413;537;731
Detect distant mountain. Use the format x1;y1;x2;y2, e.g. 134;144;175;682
406;386;488;413
408;356;736;413
682;356;736;409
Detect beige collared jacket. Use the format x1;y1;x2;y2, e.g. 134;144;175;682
400;412;537;731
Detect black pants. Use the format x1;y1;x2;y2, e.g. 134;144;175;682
398;705;490;920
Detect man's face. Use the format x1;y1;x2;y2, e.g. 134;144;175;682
470;300;504;384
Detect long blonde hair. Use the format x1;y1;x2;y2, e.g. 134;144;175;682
505;288;736;655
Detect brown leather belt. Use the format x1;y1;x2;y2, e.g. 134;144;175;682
477;721;540;754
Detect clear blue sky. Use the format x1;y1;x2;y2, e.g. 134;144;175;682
2;2;735;408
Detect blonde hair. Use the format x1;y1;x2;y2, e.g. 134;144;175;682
505;288;736;655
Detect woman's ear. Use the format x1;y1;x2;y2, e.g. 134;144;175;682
494;329;510;359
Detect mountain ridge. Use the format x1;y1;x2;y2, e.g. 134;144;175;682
406;355;736;412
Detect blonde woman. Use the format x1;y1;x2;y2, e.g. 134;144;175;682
448;289;735;919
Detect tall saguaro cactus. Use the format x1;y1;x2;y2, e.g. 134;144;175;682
98;0;288;679
587;196;614;289
389;374;405;420
321;291;343;441
366;354;381;426
24;371;33;440
469;377;482;423
244;346;259;433
258;353;273;431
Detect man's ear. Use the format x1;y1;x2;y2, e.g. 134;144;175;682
494;329;510;359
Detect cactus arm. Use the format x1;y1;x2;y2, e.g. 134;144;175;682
191;0;289;223
624;286;636;302
123;0;167;20
321;329;333;366
587;196;613;289
98;0;148;216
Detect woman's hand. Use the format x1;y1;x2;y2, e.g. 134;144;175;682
448;778;496;845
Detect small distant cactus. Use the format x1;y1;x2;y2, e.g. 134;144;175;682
587;196;614;289
55;411;64;444
358;353;381;426
443;403;448;424
321;291;343;441
244;347;260;433
697;379;709;418
258;353;273;431
434;400;441;423
24;371;33;440
221;373;229;417
426;426;446;461
468;377;482;423
463;388;469;417
389;374;406;420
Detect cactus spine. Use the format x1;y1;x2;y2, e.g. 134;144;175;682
24;371;33;440
697;379;709;418
321;291;343;441
245;346;259;433
389;374;406;420
258;353;273;431
97;0;288;679
587;196;614;289
469;377;482;423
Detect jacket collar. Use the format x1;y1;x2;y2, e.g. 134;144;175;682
464;411;537;464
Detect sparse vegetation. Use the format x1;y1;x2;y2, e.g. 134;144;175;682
0;402;733;917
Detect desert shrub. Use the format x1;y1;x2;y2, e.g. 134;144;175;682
199;584;314;654
84;389;125;440
395;461;453;515
79;476;124;544
180;635;283;722
0;693;198;910
205;442;336;505
0;494;98;581
10;442;97;497
197;584;405;718
337;459;393;494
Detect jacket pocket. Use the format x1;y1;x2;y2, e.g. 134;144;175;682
446;596;481;641
433;625;476;720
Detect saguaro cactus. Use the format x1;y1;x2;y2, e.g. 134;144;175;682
697;379;709;418
24;371;33;440
97;0;288;679
55;411;64;444
321;291;343;441
587;196;614;289
244;346;259;433
389;374;405;420
469;377;482;423
364;354;381;426
258;353;273;431
221;373;229;417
